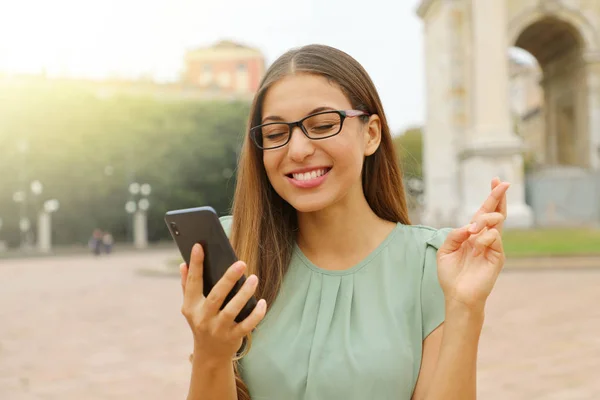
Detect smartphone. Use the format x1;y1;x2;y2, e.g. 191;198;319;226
164;206;257;323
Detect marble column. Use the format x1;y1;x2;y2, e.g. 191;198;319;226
459;0;533;228
541;76;558;165
417;0;463;228
585;59;600;170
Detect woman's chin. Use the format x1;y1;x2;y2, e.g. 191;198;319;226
287;197;332;214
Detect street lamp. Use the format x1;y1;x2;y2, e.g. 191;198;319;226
138;198;150;212
14;139;31;249
13;191;26;203
13;191;28;248
125;200;137;214
140;183;151;196
126;182;151;249
38;199;60;253
31;180;43;196
19;217;31;233
129;182;140;195
30;181;44;244
14;176;60;253
13;178;45;250
44;199;60;213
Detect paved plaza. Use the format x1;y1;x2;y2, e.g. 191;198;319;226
1;250;599;399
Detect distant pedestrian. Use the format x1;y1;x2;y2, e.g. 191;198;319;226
102;232;114;254
88;229;103;256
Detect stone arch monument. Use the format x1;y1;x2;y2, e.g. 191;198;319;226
417;0;600;228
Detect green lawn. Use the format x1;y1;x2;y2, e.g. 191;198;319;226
503;228;600;257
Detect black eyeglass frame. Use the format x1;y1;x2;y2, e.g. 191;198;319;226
249;109;370;150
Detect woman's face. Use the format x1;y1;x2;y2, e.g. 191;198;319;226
259;73;381;213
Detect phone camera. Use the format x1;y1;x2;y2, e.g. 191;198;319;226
170;222;180;236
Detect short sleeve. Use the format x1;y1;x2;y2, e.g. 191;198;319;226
421;227;452;339
219;215;233;238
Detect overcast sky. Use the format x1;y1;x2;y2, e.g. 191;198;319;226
0;0;426;132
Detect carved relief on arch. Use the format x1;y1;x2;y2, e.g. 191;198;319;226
508;3;600;52
538;0;563;14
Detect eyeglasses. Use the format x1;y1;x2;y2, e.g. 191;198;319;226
249;109;370;150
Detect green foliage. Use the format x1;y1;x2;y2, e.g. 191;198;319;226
393;126;423;179
0;78;249;247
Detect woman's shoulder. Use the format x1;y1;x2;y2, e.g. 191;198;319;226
218;217;453;248
219;215;233;237
397;223;453;250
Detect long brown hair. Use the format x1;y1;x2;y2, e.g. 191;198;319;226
229;44;410;399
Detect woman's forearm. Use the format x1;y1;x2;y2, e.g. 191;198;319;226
426;302;485;400
187;347;238;400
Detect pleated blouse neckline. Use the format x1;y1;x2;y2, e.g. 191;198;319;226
292;223;403;276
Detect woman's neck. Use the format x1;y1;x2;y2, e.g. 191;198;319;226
296;187;397;270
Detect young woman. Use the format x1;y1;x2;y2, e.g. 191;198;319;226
179;44;509;400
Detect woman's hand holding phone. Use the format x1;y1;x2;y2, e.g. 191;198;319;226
179;243;267;362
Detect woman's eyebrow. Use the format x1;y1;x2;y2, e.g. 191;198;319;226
261;106;335;124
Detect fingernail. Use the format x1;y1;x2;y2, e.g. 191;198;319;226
235;262;246;273
247;274;258;287
468;223;478;233
256;299;266;311
192;243;201;255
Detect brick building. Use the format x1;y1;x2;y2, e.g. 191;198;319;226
183;40;265;97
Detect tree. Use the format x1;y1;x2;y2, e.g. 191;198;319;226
0;77;250;247
393;126;423;179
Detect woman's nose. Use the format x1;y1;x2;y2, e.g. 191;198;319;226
287;126;315;161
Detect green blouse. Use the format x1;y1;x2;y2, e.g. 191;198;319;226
220;216;450;400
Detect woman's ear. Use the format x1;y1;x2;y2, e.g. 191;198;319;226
363;115;382;156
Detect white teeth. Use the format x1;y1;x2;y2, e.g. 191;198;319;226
292;168;327;181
